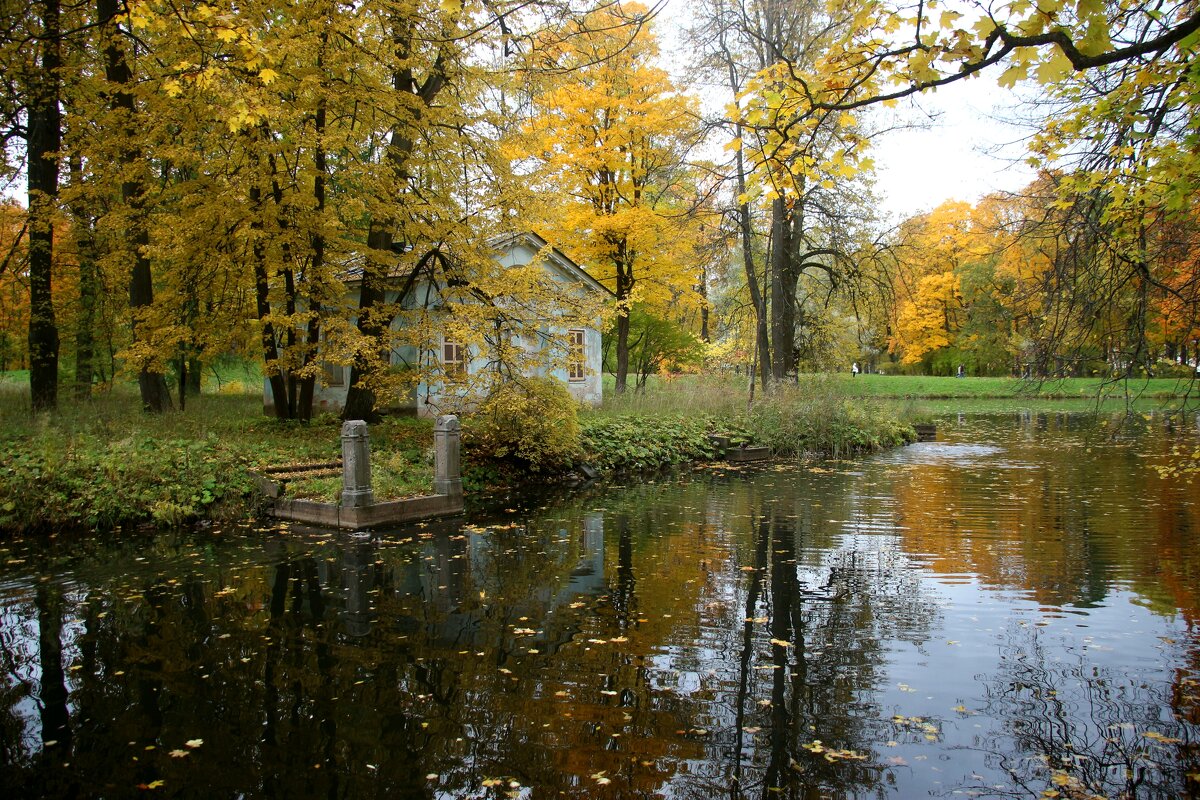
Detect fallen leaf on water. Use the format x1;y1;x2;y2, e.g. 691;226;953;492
185;739;203;749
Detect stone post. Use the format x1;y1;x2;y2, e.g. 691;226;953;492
340;420;374;508
433;414;462;497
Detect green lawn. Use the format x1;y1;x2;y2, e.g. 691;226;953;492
598;371;1195;406
831;373;1195;400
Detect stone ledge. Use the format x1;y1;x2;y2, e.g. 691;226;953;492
270;493;464;531
726;445;770;462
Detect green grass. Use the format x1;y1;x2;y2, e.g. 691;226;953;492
829;373;1195;400
0;385;433;533
586;372;916;462
595;372;1196;408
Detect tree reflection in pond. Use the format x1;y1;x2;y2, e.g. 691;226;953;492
0;414;1198;798
965;622;1200;800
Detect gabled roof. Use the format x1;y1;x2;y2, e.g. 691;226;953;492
488;231;615;298
337;232;615;298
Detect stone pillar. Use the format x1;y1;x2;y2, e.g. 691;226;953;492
340;420;374;508
433;414;462;497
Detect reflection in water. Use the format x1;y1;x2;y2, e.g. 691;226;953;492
0;413;1197;798
973;622;1199;800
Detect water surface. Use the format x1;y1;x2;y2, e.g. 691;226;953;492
2;412;1198;798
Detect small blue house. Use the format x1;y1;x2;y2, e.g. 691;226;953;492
264;232;611;417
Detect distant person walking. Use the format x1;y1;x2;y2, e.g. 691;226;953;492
852;362;860;377
956;364;965;378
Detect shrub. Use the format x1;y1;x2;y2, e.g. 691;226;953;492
462;376;581;472
580;414;717;472
739;389;914;457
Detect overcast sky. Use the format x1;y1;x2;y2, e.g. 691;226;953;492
655;1;1038;223
868;76;1037;222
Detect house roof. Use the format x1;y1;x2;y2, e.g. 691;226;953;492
486;231;615;298
338;232;615;298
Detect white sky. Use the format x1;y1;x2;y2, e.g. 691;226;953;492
654;0;1039;223
868;76;1037;222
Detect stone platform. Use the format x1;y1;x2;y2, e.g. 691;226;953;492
253;415;464;531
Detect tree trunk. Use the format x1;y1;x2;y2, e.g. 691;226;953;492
297;74;328;422
769;197;806;382
769;197;789;383
615;307;631;394
99;0;170;412
27;0;62;412
734;162;770;389
69;156;98;399
344;9;438;421
342;223;388;422
249;180;292;419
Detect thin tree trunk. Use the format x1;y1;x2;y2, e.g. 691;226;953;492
769;197;788;383
68;156;98;399
297;66;328;422
615;311;631;394
342;223;388;422
614;247;633;394
345;9;440;421
99;0;170;412
250;180;291;420
27;0;62;412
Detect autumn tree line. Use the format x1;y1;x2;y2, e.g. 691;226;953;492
1;0;1197;418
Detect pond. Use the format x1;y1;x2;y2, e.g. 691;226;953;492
2;412;1198;799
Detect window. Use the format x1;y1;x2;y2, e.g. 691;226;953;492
442;340;466;378
322;361;345;387
320;330;344;386
568;329;586;382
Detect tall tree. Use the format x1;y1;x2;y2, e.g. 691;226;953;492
25;0;62;411
690;0;882;389
97;0;171;411
522;3;703;393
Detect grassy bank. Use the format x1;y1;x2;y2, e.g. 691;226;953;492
571;375;914;473
0;388;433;534
1;370;915;534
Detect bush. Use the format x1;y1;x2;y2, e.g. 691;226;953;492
580;414;717;472
462;376;581;472
739;389;914;457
